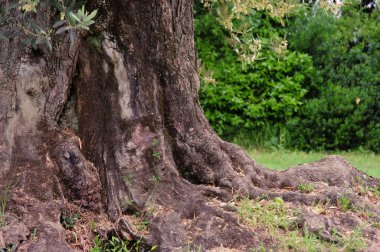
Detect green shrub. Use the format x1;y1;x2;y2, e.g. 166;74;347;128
286;3;380;152
287;84;379;151
231;123;292;150
288;2;380;92
195;1;380;152
366;123;380;151
195;12;314;138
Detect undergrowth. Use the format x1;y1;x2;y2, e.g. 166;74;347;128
297;183;315;194
231;125;292;151
61;212;81;229
237;197;368;251
90;235;157;252
0;186;9;227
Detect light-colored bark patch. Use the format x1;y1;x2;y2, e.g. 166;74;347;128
16;60;48;126
103;38;133;120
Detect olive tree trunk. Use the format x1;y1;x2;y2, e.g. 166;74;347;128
1;0;379;251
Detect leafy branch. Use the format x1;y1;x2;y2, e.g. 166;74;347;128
0;0;97;51
201;0;342;65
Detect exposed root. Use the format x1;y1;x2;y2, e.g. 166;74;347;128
46;128;102;211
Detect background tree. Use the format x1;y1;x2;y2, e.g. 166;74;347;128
0;0;379;251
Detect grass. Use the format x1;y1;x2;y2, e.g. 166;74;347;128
297;183;315;193
244;148;380;178
0;186;9;227
237;197;368;252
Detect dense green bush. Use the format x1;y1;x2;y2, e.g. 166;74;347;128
196;13;314;137
195;1;380;152
287;84;379;151
287;2;380;152
288;4;380;91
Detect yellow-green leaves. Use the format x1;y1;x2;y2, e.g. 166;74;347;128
201;0;341;65
20;0;40;13
0;0;97;51
198;60;216;87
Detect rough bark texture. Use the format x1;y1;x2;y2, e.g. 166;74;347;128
1;0;379;251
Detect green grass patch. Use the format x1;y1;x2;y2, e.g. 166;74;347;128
244;149;380;178
237;198;368;252
297;183;315;194
0;186;9;227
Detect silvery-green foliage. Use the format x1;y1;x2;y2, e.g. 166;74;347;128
0;0;97;51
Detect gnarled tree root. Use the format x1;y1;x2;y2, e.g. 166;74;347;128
2;127;380;252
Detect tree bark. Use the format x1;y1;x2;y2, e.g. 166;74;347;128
1;0;379;251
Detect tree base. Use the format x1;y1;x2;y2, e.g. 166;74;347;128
0;1;379;251
2;151;380;251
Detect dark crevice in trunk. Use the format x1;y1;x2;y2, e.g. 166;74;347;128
58;74;79;133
